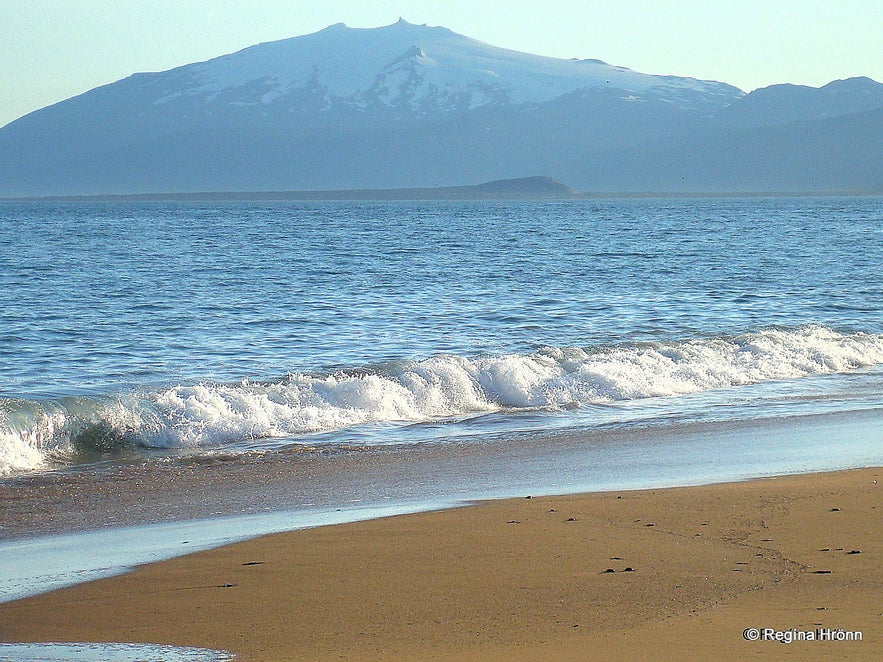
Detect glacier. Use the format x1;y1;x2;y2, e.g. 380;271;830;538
148;19;743;114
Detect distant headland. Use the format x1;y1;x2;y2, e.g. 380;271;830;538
7;175;878;202
11;177;581;202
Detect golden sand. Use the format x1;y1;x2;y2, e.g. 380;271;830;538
1;468;879;660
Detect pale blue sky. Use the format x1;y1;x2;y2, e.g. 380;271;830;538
2;0;881;127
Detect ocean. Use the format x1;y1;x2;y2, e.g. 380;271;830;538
2;196;882;474
1;196;882;602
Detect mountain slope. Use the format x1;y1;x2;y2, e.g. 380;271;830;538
719;77;883;127
73;19;743;117
0;20;880;196
600;106;883;192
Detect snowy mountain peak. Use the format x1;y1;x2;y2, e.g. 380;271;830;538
0;20;879;197
145;20;743;114
30;21;883;199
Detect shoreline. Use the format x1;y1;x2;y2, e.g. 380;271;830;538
4;408;882;542
1;408;881;607
0;467;879;660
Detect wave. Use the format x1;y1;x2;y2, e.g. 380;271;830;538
2;325;882;475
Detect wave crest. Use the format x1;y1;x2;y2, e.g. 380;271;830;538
3;325;882;474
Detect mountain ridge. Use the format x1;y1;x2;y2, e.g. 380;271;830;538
1;20;880;196
112;18;743;114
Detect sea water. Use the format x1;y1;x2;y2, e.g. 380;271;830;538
1;196;882;610
1;197;882;475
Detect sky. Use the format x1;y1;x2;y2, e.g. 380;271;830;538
2;0;882;127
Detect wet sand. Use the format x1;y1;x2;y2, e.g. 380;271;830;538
0;468;879;660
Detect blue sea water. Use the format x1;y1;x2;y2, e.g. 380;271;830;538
1;196;882;475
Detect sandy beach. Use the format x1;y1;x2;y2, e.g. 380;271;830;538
0;467;879;660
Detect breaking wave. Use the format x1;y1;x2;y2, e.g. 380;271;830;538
3;325;882;475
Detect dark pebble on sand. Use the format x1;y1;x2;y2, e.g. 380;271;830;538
813;570;833;574
846;550;861;554
623;567;634;572
604;568;616;573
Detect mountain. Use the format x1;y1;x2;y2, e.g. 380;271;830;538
1;19;881;196
718;76;883;127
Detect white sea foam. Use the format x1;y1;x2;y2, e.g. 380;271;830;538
0;426;46;475
0;642;232;662
2;326;882;475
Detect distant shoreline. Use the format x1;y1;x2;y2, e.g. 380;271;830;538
3;176;880;202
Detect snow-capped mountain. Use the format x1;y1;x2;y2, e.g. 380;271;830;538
1;20;881;196
148;19;742;114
